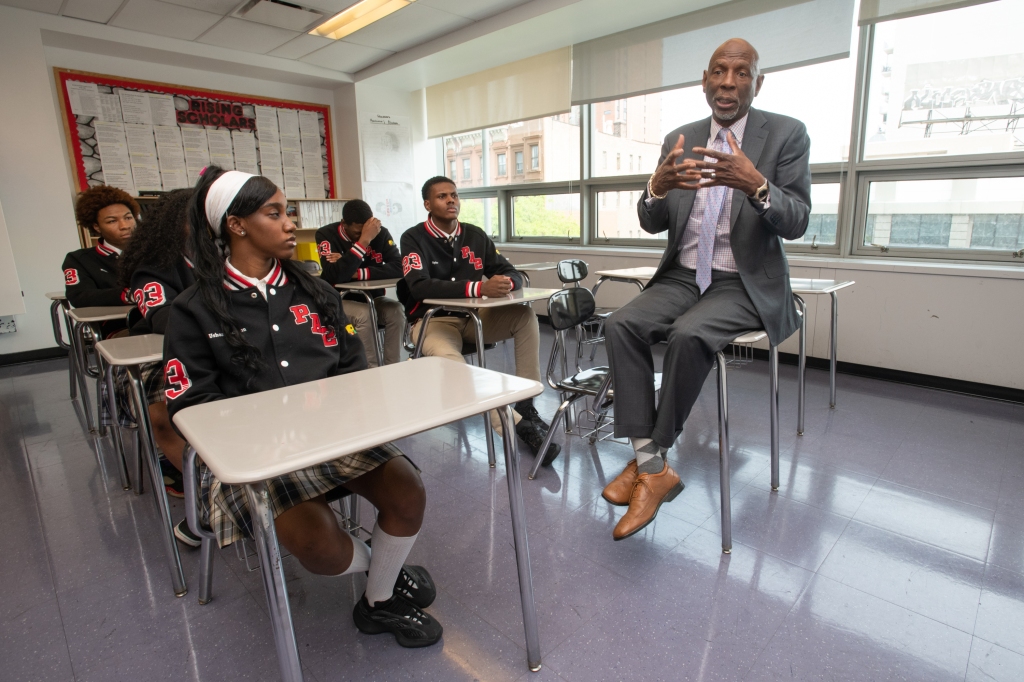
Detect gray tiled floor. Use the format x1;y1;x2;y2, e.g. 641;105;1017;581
2;330;1023;682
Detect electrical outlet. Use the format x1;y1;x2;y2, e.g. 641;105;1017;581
0;316;16;334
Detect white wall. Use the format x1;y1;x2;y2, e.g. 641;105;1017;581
496;245;1024;390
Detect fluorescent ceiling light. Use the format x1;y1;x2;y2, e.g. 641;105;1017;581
309;0;416;40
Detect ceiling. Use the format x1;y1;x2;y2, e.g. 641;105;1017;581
0;0;534;74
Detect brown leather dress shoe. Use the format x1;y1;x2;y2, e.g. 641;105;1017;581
602;460;638;506
612;462;683;541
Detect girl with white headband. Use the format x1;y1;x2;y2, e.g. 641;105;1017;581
162;166;442;647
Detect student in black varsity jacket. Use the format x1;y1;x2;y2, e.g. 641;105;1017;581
315;199;403;367
62;185;139;338
117;189;194;525
399;176;559;465
163;166;442;647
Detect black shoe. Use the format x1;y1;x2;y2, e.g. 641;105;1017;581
174;519;201;548
352;594;443;648
516;402;551;432
161;458;184;499
394;565;436;608
516;419;561;467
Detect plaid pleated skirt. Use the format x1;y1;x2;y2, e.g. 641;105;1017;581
199;443;404;547
139;361;166;405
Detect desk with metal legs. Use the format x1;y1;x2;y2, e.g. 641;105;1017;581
790;279;855;435
335;278;401;367
590;266;656;298
66;305;134;437
173;357;545;682
94;334;186;598
512;262;557;287
415;288;560;467
45;292;76;398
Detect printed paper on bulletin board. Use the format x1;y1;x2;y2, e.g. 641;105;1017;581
54;68;335;200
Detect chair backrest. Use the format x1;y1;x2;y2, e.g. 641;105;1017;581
299;260;321;273
556;259;588;284
547;287;596;331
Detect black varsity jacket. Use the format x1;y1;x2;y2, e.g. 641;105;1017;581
129;257;196;335
398;217;523;321
62;239;132;337
164;260;367;422
315;223;402;300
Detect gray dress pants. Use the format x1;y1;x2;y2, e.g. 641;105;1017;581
604;265;763;449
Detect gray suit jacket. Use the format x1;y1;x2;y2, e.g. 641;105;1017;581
637;107;811;345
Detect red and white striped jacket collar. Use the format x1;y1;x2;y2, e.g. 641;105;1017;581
424;215;460;240
95;239;121;257
223;259;288;292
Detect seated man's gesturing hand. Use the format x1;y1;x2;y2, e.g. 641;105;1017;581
649;131;765;198
481;275;513;297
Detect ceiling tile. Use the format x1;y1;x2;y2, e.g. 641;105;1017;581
342;3;471;53
299;0;361;14
158;0;239;14
196;16;298;54
268;33;335;60
0;0;62;13
300;39;393;73
239;1;324;32
62;0;123;23
112;0;222;40
417;0;531;21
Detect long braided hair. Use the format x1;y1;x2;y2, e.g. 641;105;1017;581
118;188;193;289
188;166;344;388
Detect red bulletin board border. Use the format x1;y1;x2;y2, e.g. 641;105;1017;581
53;67;336;198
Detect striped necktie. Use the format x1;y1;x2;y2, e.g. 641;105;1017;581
695;128;732;294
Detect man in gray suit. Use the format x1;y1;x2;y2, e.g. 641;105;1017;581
602;38;810;540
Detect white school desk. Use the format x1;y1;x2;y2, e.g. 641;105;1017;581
415;288;561;466
512;262;557;287
94;334;186;598
67;305;134;435
334;278;402;367
173;357;545;681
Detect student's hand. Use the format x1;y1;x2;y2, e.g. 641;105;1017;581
481;275;513;297
325;252;341;263
358;217;382;247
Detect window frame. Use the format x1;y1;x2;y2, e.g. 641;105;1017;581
506;182;582;245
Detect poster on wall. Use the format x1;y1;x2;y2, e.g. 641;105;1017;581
54;68;335;204
361;114;413;183
362;181;420;240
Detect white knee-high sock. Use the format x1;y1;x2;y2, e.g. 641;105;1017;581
365;522;418;606
332;530;371;576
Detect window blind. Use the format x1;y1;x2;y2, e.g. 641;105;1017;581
858;0;997;25
425;47;571;139
571;0;855;105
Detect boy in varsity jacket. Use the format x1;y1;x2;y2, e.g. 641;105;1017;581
315;200;404;366
62;185;139;338
399;176;560;466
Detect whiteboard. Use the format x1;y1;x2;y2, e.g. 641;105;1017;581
0;198;25;316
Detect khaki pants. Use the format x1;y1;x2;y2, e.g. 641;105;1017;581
412;304;541;431
342;298;405;368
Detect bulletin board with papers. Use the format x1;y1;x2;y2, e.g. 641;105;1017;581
54;68;336;208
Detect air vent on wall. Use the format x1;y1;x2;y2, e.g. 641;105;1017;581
236;0;325;32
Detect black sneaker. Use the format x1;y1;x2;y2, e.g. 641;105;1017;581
393;565;436;608
352;594;443;648
174;519;202;548
516;419;561;467
161;458;184;499
516;402;551;432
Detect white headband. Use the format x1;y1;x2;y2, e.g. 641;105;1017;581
205;170;256;235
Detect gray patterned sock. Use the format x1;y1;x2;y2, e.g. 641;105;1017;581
631;438;666;474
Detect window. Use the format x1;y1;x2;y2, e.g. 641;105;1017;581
616;153;621;171
863;0;1024;160
511;193;580;239
484;108;580;186
462;158;471;180
602;151;608;170
449;160;456;179
497;153;507;176
460;197;499;239
595;190;662;241
786;183;840;247
862;176;1024;254
530;144;539;170
515;151;524;174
